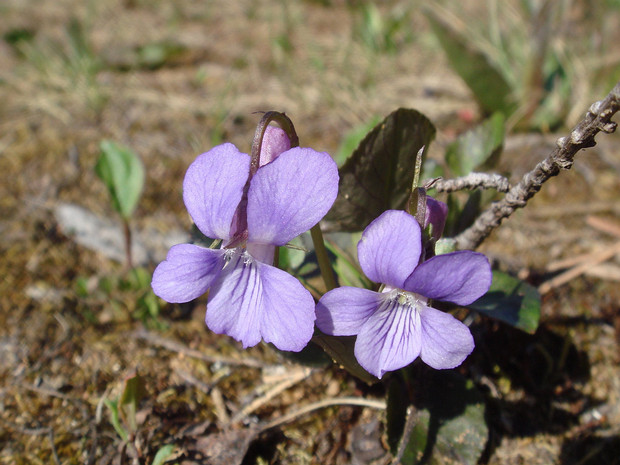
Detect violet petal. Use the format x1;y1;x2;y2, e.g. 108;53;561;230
257;262;316;351
247;147;338;245
354;296;422;379
315;287;382;336
404;250;492;305
418;305;474;369
151;244;224;303
183;143;250;241
247;242;276;265
206;250;263;348
357;210;422;289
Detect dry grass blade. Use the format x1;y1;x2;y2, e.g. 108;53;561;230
229;367;313;425
546;249;607;272
539;241;620;294
586;215;620;238
585;263;620;282
261;396;386;432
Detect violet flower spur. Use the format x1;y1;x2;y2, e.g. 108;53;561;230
315;209;492;378
152;127;339;352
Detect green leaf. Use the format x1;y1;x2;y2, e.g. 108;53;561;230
104;398;129;442
95;140;145;219
119;372;147;434
434;238;456;255
468;270;541;333
445;113;505;177
152;444;176;465
74;276;90;297
125;266;152;291
425;11;516;116
395;369;487;465
277;235;308;270
326;108;436;232
324;233;370;289
137;42;186;69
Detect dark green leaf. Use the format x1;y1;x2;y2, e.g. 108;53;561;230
325;108;436;232
468;270;541;333
275;340;333;367
397;369;487;465
386;378;408;454
455;190;482;234
3;28;35;48
445;113;505;177
425;11;516;116
312;333;378;385
95;140;145;219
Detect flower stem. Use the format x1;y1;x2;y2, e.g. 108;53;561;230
310;224;337;292
123;218;133;270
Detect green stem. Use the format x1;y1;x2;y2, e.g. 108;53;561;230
310;224;337;292
123;218;133;270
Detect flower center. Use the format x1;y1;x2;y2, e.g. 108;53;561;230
222;248;254;269
385;288;427;309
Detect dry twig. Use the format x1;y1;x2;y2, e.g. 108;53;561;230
429;173;511;193
455;81;620;251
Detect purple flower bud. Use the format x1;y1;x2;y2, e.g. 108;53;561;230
424;197;448;241
259;126;291;166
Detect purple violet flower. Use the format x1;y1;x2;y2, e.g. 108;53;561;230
315;209;492;378
152;128;339;352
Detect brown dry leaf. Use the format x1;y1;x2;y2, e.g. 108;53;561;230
194;427;259;465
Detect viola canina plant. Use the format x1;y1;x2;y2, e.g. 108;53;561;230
316;204;492;379
152;114;339;351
